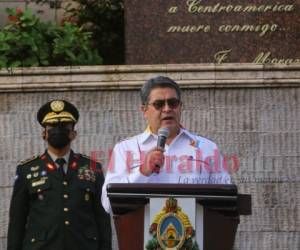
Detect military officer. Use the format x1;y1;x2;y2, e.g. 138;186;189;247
7;100;112;250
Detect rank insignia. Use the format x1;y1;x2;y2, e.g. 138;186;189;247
26;174;32;179
47;163;56;171
19;155;38;165
70;161;78;170
146;198;199;250
33;172;39;178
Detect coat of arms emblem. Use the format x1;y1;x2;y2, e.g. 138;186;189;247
146;197;199;250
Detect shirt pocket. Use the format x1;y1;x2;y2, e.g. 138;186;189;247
23;228;48;248
28;178;51;202
78;181;96;203
78;180;96;193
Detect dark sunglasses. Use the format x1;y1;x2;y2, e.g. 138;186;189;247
147;98;181;110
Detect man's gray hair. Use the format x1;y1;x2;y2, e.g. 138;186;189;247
140;76;181;104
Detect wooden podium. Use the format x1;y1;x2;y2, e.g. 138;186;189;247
107;184;251;250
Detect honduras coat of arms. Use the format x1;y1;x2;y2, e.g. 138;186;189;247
145;198;200;250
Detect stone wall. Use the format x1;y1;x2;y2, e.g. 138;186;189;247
0;64;299;249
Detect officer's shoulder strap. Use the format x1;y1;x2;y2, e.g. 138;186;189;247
77;153;102;168
18;155;40;166
76;153;96;163
77;153;91;160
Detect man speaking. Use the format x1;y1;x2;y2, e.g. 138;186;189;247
101;76;231;213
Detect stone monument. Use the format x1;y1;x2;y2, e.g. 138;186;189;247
125;0;300;64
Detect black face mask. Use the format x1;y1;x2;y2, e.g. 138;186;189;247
47;126;71;149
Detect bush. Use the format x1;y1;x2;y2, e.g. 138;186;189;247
65;0;124;65
34;0;124;65
0;8;102;68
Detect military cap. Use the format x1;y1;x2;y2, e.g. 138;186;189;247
37;100;79;126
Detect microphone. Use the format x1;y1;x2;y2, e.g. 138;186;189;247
157;127;169;149
153;127;169;172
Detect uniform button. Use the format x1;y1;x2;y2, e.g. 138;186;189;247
31;238;36;242
63;181;68;186
65;220;70;226
64;207;69;212
63;194;69;199
37;189;41;193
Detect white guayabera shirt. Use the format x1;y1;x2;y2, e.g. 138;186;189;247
101;128;232;213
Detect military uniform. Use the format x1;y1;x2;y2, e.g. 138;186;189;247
7;150;111;250
7;100;111;250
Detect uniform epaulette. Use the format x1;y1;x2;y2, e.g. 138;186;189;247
79;154;102;168
79;153;99;162
18;155;39;166
80;154;91;160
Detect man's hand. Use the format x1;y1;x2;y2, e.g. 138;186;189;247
140;147;165;176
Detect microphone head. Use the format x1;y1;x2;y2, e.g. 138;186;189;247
158;127;169;139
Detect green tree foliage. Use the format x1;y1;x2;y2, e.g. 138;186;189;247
0;8;102;68
34;0;124;65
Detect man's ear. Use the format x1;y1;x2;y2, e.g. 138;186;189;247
70;130;77;141
42;130;46;140
140;105;147;117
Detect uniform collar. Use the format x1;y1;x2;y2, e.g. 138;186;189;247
47;149;71;164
